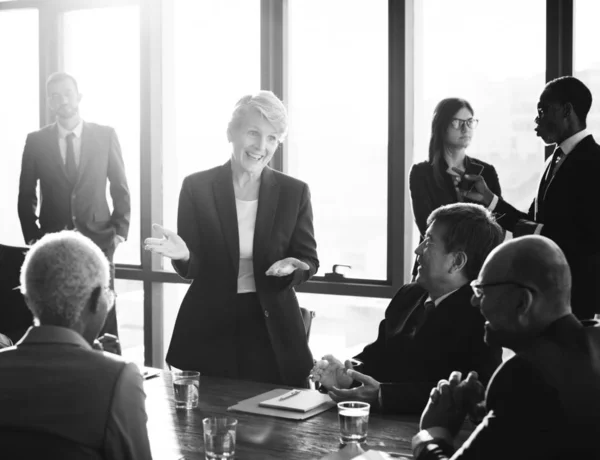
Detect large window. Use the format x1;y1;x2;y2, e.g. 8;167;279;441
62;5;141;265
161;0;261;272
574;0;600;141
0;9;39;246
286;0;389;281
412;0;546;252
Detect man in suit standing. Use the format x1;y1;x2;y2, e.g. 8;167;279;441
457;76;600;320
18;72;130;340
0;231;151;459
311;203;504;414
413;235;600;460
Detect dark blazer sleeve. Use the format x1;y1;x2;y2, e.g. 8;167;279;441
18;133;42;244
415;359;564;460
283;183;319;289
409;164;435;236
172;176;202;280
484;164;502;198
107;128;131;240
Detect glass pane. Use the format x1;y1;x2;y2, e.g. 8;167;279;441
160;283;385;364
115;279;144;367
298;293;386;361
0;9;39;246
286;0;388;281
412;1;546;258
574;0;600;141
161;0;260;271
62;6;140;265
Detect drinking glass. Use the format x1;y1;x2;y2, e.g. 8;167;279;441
172;370;200;409
203;417;238;459
337;401;370;444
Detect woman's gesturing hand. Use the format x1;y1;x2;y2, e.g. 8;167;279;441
144;223;190;261
265;257;310;277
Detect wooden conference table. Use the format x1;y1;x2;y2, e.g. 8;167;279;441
144;371;427;460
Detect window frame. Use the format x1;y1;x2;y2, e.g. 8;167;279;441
1;0;576;366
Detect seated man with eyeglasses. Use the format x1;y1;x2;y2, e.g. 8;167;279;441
311;203;503;414
0;231;151;459
413;235;600;460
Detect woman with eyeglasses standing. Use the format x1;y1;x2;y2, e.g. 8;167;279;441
409;98;503;280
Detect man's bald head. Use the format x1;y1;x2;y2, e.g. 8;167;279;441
483;235;571;312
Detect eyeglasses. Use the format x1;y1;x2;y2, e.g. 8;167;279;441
470;279;534;299
450;118;479;130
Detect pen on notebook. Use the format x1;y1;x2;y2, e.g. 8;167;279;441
278;389;301;401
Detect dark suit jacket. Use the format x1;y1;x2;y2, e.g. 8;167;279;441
493;135;600;318
0;326;151;459
354;283;501;414
167;161;319;386
417;314;600;460
409;156;502;237
18;121;130;254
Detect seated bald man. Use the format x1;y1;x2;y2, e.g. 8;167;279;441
413;235;600;460
0;231;151;459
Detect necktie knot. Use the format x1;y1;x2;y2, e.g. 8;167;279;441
423;299;435;312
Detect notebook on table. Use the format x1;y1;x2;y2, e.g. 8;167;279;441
228;388;336;421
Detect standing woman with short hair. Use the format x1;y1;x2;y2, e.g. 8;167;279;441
409;98;502;280
145;91;318;386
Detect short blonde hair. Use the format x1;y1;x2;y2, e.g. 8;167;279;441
20;231;110;327
227;90;288;141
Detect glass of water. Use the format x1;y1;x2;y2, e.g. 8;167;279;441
203;417;238;459
337;401;370;444
172;370;200;410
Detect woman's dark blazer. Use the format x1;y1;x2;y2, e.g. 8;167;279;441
166;161;319;386
409;156;502;237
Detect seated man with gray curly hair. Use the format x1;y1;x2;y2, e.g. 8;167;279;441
0;231;151;459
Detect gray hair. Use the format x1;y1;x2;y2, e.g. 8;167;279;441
227;90;289;140
20;231;109;328
46;71;79;94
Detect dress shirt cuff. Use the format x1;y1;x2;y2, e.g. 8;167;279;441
488;194;499;211
412;427;454;457
534;223;543;235
115;234;126;243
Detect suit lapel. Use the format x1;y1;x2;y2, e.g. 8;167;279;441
48;123;68;181
535;155;554;220
77;122;95;185
253;167;279;267
389;292;428;337
213;161;240;274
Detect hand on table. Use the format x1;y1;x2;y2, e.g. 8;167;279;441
265;257;309;277
93;333;122;355
144;223;190;261
327;369;380;404
309;354;353;391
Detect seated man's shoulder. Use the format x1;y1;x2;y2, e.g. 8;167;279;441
387;283;426;311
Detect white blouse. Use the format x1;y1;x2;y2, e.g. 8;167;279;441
235;198;259;293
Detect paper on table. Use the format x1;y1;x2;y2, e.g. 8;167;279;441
259;388;333;413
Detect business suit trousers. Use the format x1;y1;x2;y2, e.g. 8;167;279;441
235;293;281;384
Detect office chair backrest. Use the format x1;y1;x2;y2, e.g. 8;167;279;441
0;244;33;342
299;307;316;342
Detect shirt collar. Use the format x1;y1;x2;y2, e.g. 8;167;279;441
559;128;590;155
426;287;460;307
57;119;84;139
17;325;92;350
